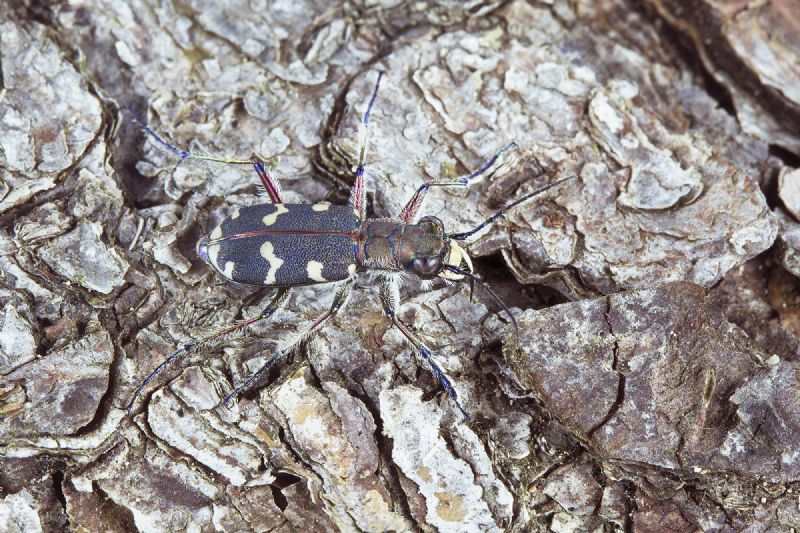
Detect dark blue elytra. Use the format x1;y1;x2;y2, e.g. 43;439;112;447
200;203;360;287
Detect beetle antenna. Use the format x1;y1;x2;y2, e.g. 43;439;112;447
449;174;577;242
442;264;519;344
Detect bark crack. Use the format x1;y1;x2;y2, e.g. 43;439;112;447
588;295;626;439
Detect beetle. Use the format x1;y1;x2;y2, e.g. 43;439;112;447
126;72;574;418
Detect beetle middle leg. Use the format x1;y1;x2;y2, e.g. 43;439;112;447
350;71;385;222
398;142;518;222
378;277;469;420
223;276;356;405
126;287;291;411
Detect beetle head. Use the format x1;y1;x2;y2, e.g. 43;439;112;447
402;215;473;280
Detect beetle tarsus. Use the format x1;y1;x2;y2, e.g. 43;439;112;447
421;346;470;421
223;348;285;406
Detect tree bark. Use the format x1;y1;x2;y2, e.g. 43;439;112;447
1;0;799;531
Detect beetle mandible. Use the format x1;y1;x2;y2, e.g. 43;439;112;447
126;72;574;419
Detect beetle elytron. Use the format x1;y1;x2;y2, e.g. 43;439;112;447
127;72;574;419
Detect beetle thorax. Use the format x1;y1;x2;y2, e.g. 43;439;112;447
359;219;444;271
359;216;472;280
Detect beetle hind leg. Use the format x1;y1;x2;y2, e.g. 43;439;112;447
125;107;283;203
126;288;290;412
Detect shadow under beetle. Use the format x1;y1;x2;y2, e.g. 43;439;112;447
126;72;574;419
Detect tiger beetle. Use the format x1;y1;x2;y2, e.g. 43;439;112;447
126;72;575;419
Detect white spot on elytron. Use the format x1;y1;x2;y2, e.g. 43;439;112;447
348;264;357;276
312;202;331;211
307;261;327;282
231;207;240;219
208;243;220;267
222;261;235;279
208;225;223;266
260;241;284;284
262;204;288;226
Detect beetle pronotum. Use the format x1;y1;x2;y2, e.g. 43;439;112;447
126;72;574;419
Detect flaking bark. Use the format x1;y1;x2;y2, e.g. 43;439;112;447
1;1;800;531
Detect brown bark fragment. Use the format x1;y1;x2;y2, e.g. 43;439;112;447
1;0;799;530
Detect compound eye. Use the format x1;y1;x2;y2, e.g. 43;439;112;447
418;215;445;234
411;256;442;279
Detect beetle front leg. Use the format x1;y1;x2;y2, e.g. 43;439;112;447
378;277;469;420
398;142;518;222
126;287;291;412
223;277;356;405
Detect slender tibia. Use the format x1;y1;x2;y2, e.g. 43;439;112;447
251;156;283;204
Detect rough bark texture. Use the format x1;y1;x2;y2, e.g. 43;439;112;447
1;0;799;531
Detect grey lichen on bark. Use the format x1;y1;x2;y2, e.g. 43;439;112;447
1;0;799;531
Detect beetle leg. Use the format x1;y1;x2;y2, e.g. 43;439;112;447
449;174;577;242
398;142;518;222
250;155;283;204
125;107;283;203
378;277;469;420
350;71;384;222
223;277;356;405
126;288;291;412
